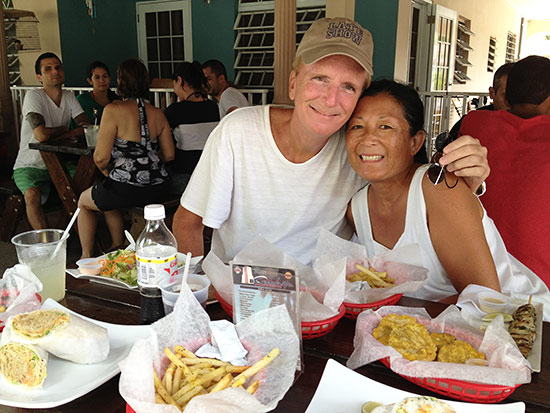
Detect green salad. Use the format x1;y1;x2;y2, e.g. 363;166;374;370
99;249;137;286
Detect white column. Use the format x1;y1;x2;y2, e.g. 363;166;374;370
273;0;296;105
326;0;355;19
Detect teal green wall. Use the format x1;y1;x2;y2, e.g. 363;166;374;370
56;0;238;86
355;0;398;80
57;0;139;86
191;0;238;81
56;0;397;86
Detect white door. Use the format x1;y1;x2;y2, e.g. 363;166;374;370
136;0;192;80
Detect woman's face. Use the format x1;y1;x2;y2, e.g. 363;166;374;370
346;93;424;183
88;67;110;93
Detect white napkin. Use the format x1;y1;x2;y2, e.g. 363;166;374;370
195;320;248;365
456;284;514;328
0;264;43;326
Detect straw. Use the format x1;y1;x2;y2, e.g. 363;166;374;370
180;252;192;290
53;207;80;257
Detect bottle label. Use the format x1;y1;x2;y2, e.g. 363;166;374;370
136;253;177;287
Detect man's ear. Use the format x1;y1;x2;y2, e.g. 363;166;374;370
36;73;42;84
288;70;297;101
489;86;495;100
87;77;93;86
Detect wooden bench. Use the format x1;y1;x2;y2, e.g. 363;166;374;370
0;182;24;242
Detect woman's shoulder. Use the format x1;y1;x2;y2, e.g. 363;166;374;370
421;168;480;213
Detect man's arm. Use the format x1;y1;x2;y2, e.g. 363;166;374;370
173;205;205;256
26;112;69;143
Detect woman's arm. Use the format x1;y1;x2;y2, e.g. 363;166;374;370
93;103;117;176
423;172;501;295
155;111;175;163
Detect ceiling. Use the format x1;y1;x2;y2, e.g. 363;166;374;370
506;0;550;20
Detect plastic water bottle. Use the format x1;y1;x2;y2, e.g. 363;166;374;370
135;204;178;324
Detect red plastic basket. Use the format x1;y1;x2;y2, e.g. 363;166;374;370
214;289;345;339
379;357;521;403
343;293;403;319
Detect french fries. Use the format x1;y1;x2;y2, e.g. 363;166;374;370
153;345;280;411
346;264;396;288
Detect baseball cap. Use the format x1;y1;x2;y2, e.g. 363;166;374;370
295;17;374;77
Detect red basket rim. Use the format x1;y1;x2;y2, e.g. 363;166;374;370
344;293;403;309
379;357;520;403
214;289;345;327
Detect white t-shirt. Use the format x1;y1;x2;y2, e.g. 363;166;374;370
13;89;84;170
181;105;365;264
218;87;249;119
351;164;550;319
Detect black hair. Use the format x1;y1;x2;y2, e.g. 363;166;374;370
86;60;110;80
172;61;207;91
116;58;150;100
362;79;428;163
201;59;227;79
506;55;550;106
35;52;61;75
492;62;514;91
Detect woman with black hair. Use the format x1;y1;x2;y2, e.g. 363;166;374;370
164;61;219;195
77;58;175;258
77;60;119;125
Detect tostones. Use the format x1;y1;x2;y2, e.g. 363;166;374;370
437;339;485;364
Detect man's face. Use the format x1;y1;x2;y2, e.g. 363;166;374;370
37;57;64;87
203;67;222;97
288;55;367;140
491;75;509;111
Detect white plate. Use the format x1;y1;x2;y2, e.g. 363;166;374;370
66;253;202;290
305;359;525;413
0;299;150;408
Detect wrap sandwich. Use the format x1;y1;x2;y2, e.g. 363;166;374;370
0;341;48;389
1;309;109;364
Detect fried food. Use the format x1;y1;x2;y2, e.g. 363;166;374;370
509;303;537;357
431;332;456;350
154;345;280;410
373;314;419;346
388;324;437;362
437;340;485;364
347;264;396;288
375;314;485;364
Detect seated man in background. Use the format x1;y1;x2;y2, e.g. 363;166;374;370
450;62;514;136
13;52;90;229
460;55;550;288
202;59;249;118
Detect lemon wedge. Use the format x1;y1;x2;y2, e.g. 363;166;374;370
481;312;513;323
361;401;383;413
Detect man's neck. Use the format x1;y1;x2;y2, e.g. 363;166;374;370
511;104;540;119
43;85;63;106
215;84;229;102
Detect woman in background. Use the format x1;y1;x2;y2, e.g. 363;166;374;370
76;60;119;125
164;61;219;195
77;58;174;258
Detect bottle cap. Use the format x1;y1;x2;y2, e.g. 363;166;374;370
144;204;165;220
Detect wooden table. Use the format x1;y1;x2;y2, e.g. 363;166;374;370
2;277;549;412
29;136;96;217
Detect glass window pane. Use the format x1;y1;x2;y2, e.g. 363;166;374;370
238;53;251;67
172;36;184;61
158;11;170;36
147;39;158;61
159;38;171;61
238;14;251;28
149;63;159;80
264;12;274;26
240;72;251;85
251;13;263;27
146;13;157;37
251;33;263;47
238;33;251;47
263;71;273;86
264;32;274;47
250;53;262;66
171;10;183;35
251;72;263;85
264;52;274;67
160;63;172;79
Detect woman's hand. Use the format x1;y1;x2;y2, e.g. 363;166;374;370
439;135;489;194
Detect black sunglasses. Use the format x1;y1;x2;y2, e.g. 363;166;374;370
427;132;458;188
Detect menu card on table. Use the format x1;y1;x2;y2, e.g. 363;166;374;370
231;263;303;372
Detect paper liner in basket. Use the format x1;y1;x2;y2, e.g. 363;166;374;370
347;305;531;387
312;230;428;304
119;285;300;413
203;236;346;322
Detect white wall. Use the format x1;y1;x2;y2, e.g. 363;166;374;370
13;0;62;86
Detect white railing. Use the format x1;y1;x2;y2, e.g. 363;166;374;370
418;91;490;156
10;86;269;140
